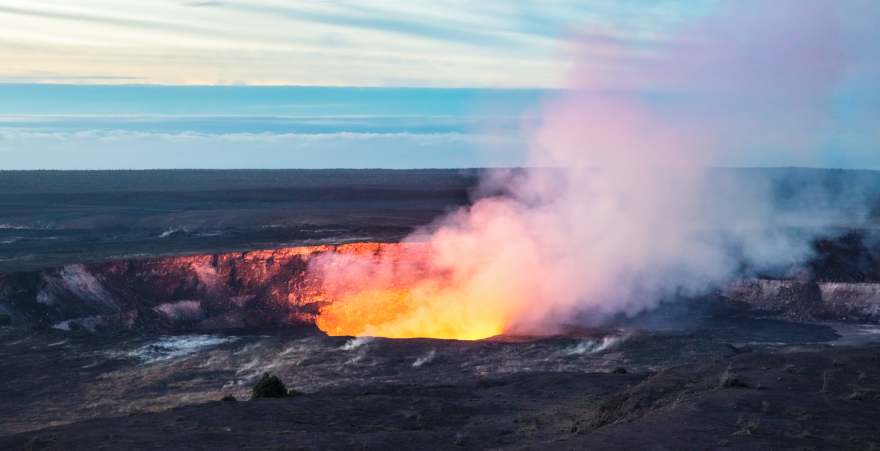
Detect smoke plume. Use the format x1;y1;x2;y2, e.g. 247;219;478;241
310;1;877;339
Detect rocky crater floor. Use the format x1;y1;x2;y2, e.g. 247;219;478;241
1;318;879;450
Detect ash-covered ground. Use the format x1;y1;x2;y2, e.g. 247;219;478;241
2;169;880;450
2;314;879;450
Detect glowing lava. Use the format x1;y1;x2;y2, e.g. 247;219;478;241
315;287;505;340
309;242;509;340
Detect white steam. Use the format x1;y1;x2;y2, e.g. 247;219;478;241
310;1;878;338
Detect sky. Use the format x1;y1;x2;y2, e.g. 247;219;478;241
0;0;877;169
0;0;712;87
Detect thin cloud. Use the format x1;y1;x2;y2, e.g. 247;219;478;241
182;1;225;7
0;1;698;87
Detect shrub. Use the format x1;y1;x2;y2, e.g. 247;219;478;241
719;365;749;389
733;415;760;436
251;373;300;399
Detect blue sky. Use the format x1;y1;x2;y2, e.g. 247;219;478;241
0;1;877;169
0;85;541;168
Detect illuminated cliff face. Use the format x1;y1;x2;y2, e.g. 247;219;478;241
3;239;879;335
0;240;512;338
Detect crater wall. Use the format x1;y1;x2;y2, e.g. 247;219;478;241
2;241;880;333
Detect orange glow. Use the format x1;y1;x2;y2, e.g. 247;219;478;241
308;242;509;340
315;287;505;340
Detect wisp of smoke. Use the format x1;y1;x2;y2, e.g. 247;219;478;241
309;1;877;339
412;350;437;368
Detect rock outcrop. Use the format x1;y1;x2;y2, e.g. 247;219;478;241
724;279;880;322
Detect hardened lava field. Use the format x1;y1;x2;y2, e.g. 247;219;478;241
2;169;880;450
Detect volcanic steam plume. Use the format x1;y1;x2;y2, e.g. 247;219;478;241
310;1;873;339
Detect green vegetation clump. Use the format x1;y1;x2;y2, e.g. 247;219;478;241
251;373;300;399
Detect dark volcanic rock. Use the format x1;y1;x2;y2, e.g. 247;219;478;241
724;279;880;323
818;282;880;321
811;231;880;282
723;279;825;321
2;345;878;450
